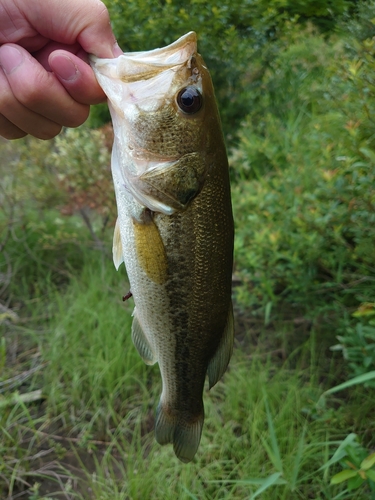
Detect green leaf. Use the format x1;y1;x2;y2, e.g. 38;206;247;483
365;469;375;482
345;444;362;468
347;474;364;491
330;470;358;485
361;452;375;470
359;146;375;163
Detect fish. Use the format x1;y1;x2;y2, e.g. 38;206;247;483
90;32;234;463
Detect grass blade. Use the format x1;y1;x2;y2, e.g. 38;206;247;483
181;486;199;500
0;390;43;409
323;371;375;395
290;423;307;489
262;389;283;473
249;472;283;499
319;433;358;471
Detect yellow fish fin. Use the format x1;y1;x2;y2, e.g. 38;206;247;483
155;401;204;463
131;311;157;365
133;213;168;285
112;218;124;271
207;301;234;389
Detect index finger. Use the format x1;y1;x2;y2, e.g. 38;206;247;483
14;0;122;58
48;50;107;105
0;44;89;128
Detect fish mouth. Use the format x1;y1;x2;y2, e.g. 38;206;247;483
121;31;197;66
90;32;197;82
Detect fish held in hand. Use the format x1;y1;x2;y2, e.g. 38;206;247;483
90;32;234;463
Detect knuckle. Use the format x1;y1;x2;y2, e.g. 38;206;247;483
93;1;111;22
10;66;55;109
16;74;49;107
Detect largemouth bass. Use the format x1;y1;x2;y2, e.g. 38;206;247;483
90;32;234;463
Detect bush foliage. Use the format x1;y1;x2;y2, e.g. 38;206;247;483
232;16;375;315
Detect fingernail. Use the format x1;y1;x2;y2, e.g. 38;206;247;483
0;45;23;74
51;55;78;81
113;42;123;57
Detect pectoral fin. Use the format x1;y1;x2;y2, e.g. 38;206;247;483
133;211;168;285
112;218;124;271
134;153;206;212
207;302;234;389
132;311;157;365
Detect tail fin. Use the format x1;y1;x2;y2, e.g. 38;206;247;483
155;402;204;463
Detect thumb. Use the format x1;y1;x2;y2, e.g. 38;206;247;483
76;4;123;58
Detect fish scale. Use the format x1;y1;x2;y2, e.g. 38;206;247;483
90;31;234;463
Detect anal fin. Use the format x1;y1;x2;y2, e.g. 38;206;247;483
131;312;157;365
207;301;234;389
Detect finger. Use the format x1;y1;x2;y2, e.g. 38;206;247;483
48;50;107;105
16;0;122;58
32;41;83;71
0;68;62;140
0;44;89;128
0;114;27;140
76;1;123;57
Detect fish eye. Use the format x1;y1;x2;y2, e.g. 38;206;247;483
176;86;202;114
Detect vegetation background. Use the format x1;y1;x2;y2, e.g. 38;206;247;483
1;0;375;498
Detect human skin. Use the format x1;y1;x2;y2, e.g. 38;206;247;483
0;0;122;140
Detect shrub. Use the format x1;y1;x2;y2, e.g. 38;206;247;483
232;21;375;315
332;304;375;386
0;126;115;302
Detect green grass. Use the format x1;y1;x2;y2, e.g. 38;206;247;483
42;252;149;433
2;246;374;499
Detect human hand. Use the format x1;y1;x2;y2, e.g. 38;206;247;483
0;0;122;140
